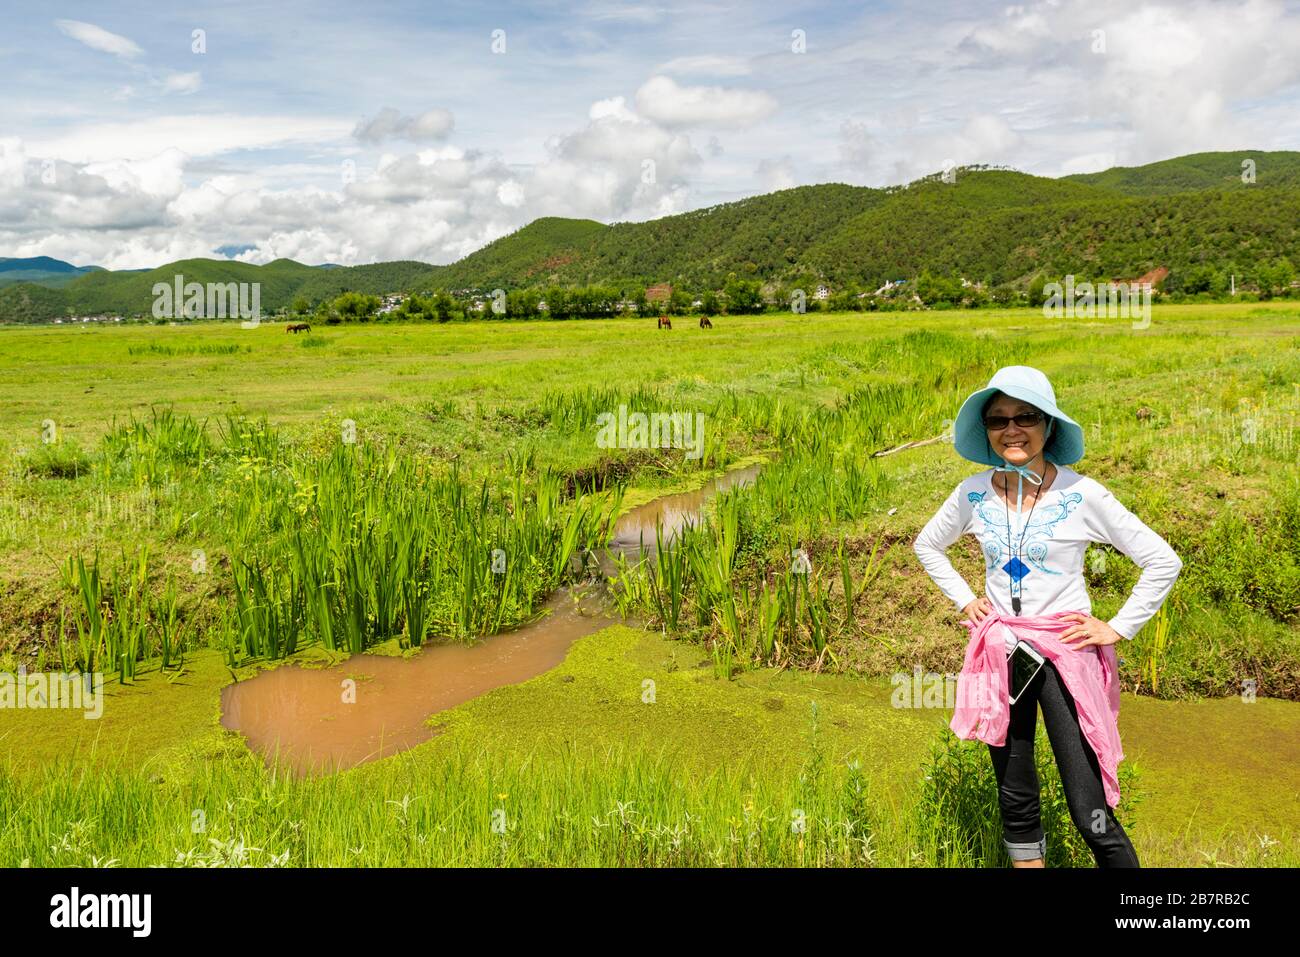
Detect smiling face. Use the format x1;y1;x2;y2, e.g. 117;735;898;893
983;392;1049;467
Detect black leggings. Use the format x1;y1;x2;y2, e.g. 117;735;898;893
986;652;1140;868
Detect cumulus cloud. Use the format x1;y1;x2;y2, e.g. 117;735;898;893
536;95;702;220
27;114;354;164
839;120;876;173
0;89;706;268
353;108;455;143
951;0;1300;166
54;20;142;59
755;157;796;191
634;75;778;129
496;180;525;207
160;72;202;95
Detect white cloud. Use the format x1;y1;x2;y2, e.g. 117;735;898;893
161;72;202;95
589;96;638;123
1082;0;1300;161
27;115;355;164
54;20;143;59
634;75;778;129
0;91;705;269
353;107;455;143
755;156;796;191
950;0;1300;166
497;181;525;207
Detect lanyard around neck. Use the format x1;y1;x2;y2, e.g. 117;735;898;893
993;456;1047;613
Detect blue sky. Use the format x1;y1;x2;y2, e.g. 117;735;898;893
3;0;1300;268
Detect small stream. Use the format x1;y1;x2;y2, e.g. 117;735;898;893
219;463;760;774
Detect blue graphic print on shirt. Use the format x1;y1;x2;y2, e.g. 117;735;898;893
967;490;1084;577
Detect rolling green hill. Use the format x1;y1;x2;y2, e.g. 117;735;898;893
799;174;1300;287
408;218;603;292
0;282;69;322
1062;150;1300;195
4;149;1299;322
0;256;104;288
61;258;318;317
287;261;438;302
0;258;437;322
576;183;886;288
412;184;885;292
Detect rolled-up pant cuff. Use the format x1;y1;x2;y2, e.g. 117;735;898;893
1004;836;1046;861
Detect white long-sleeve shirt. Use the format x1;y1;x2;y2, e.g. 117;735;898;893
913;465;1183;654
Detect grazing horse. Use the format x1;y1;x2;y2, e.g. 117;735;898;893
287;322;311;333
699;315;713;329
657;315;672;329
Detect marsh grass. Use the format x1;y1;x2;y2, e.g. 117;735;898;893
50;410;623;670
3;710;1288;868
126;342;249;357
20;439;92;479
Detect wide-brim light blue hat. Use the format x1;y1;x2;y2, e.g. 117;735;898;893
953;365;1084;467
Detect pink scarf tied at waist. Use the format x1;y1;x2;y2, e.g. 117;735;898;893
949;611;1125;809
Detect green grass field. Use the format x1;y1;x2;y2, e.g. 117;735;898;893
2;304;1298;866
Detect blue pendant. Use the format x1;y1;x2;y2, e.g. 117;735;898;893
1003;557;1030;582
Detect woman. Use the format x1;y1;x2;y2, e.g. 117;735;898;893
912;365;1182;868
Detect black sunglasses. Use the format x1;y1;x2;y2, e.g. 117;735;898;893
983;411;1046;430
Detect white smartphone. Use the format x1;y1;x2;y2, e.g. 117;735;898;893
1008;640;1045;705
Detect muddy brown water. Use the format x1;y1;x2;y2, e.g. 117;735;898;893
220;463;761;774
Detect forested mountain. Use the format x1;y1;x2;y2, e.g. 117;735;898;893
569;183;885;288
1063;150;1300;195
799;173;1300;288
3;149;1298;322
283;260;437;302
1;259;436;320
0;256;103;288
61;258;318;316
410;218;602;291
412;186;883;291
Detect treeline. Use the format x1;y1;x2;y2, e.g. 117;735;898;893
306;279;771;323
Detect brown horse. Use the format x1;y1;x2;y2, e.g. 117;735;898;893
657;315;672;329
699;315;713;328
287;322;311;333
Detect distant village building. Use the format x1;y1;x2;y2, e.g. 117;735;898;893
645;283;673;303
67;314;120;323
874;279;907;295
377;293;408;315
814;285;830;300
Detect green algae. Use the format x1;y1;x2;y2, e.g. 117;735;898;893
6;618;1295;864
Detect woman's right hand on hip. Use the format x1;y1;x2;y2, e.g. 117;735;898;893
962;597;993;622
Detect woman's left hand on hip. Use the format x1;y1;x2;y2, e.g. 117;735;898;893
1058;612;1124;648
